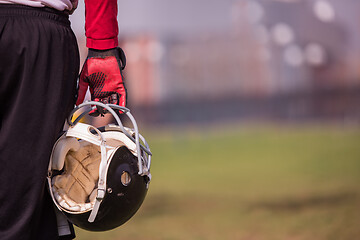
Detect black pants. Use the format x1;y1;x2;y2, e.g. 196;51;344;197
0;5;79;240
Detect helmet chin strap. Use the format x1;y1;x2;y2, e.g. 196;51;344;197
88;128;108;223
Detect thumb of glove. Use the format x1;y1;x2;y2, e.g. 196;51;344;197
76;64;90;106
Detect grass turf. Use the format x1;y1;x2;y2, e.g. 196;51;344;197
75;123;360;240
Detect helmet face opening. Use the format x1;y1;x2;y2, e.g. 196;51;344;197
47;102;152;232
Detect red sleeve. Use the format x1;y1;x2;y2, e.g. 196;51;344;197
85;0;119;50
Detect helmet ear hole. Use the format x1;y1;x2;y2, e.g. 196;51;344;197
121;171;131;186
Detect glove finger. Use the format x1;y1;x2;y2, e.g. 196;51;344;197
109;93;126;114
89;95;124;116
89;98;107;117
116;90;126;114
119;90;126;108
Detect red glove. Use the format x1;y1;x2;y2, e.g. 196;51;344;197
77;47;127;115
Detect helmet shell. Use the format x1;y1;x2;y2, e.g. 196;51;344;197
64;146;149;231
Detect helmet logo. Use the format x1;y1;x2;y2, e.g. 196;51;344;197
121;171;131;186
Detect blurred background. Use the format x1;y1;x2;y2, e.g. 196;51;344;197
70;0;360;239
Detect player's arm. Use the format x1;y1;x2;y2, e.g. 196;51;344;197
84;0;118;50
77;0;127;115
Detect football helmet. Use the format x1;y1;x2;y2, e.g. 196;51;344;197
47;101;152;231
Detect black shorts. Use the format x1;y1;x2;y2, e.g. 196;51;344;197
0;4;79;240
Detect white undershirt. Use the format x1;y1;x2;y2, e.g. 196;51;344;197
0;0;78;12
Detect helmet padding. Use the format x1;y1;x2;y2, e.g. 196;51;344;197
52;141;101;212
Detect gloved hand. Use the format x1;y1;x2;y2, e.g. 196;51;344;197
76;47;127;116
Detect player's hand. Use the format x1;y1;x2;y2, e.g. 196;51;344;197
76;47;127;116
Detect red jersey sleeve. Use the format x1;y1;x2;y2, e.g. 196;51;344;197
85;0;119;50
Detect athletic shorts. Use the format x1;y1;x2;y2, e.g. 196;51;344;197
0;4;79;240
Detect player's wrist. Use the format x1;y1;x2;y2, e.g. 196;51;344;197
87;47;126;70
88;47;118;58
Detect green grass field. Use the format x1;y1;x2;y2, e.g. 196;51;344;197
75;123;360;240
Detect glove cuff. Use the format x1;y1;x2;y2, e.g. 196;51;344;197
88;47;126;70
